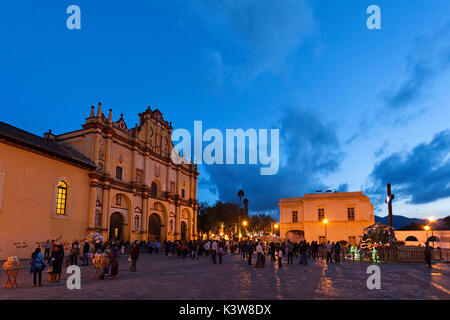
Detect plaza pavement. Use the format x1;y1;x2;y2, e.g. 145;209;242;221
1;253;449;300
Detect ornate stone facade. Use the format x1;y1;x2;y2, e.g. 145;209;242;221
57;103;199;243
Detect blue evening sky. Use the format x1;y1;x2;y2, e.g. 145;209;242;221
1;1;449;218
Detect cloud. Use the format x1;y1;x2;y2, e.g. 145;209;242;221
194;0;316;81
383;23;450;110
200;108;344;212
346;23;450;144
336;183;349;193
368;129;450;206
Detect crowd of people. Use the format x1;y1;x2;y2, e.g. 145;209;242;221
28;237;350;287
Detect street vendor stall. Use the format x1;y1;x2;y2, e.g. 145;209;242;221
3;256;20;288
92;253;109;280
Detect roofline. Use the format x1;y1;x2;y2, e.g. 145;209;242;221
0;136;96;171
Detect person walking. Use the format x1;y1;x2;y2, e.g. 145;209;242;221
278;248;283;267
300;241;309;265
156;241;161;255
248;241;253;265
218;243;224;264
325;241;333;263
334;242;341;263
287;241;293;264
109;244;120;279
211;240;217;264
30;248;45;287
270;242;276;262
424;241;433;269
44;240;51;261
204;241;211;257
255;241;265;268
129;242;139;272
53;244;64;283
70;240;80;266
82;240;90;266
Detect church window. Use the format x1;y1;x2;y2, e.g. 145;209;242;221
347;208;355;221
56;181;68;215
318;208;325;221
151;182;157;197
136;171;142;183
292;211;298;223
116;166;123;180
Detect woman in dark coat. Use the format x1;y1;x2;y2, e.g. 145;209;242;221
129;243;139;272
109;245;120;279
51;245;64;283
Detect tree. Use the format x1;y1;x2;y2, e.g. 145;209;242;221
365;225;396;245
197;201;241;235
243;198;249;215
237;189;245;209
399;223;425;231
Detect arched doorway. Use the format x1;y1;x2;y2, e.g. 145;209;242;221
109;212;124;241
285;230;305;241
181;221;187;240
148;214;161;242
427;236;440;242
405;236;418;241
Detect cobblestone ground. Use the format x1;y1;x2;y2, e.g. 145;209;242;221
1;253;449;300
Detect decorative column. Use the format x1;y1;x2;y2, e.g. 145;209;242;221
193;207;198;240
131;148;137;182
143;153;149;186
175;200;181;240
104;135;112;176
175;167;180;239
101;184;110;236
88;180;97;230
142;195;149;235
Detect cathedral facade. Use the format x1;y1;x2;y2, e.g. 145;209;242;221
0;103;198;259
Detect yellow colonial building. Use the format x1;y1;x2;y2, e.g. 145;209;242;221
0;103;199;259
279;191;374;245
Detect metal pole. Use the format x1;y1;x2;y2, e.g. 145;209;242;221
387;183;394;227
432;224;434;248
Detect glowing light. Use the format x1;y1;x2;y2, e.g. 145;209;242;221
242;221;248;227
274;224;279;229
428;217;436;223
323;219;328;224
424;225;430;231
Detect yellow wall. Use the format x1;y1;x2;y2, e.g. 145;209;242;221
279;192;375;244
0;143;91;260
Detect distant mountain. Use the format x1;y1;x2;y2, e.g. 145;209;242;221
375;215;431;229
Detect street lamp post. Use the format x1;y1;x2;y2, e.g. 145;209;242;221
428;217;435;248
323;219;328;243
424;225;430;245
242;220;248;236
